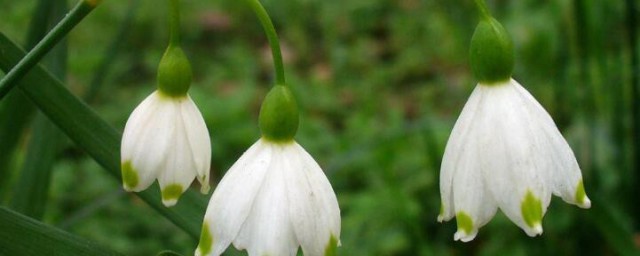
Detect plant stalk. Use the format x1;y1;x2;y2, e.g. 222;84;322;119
0;0;99;100
247;0;286;86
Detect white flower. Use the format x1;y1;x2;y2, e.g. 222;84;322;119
438;78;590;242
121;91;211;207
196;139;340;256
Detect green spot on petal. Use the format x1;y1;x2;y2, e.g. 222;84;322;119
198;222;213;255
439;202;444;216
121;161;138;189
575;180;587;205
324;234;338;256
456;211;474;234
161;184;183;202
521;190;543;228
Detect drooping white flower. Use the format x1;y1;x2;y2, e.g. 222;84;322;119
438;78;591;242
121;90;211;207
195;138;340;256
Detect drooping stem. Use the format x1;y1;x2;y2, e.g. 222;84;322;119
474;0;492;20
168;0;181;46
246;0;286;86
0;0;99;100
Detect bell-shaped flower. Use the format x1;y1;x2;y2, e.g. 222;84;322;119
120;43;211;207
439;3;590;242
196;86;341;256
438;78;591;241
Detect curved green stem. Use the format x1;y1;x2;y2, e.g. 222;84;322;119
474;0;492;20
168;0;181;46
0;0;99;100
247;0;286;86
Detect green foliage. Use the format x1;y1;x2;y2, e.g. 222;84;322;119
0;206;123;255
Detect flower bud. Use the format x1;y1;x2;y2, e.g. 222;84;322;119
469;17;514;84
259;85;299;142
157;45;192;97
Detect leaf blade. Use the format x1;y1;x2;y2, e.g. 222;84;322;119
0;206;124;256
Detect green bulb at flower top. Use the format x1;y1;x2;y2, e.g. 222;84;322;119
259;85;300;142
157;45;192;97
469;16;514;84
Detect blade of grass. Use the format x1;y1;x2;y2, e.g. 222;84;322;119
0;32;207;240
0;0;100;100
0;0;52;202
9;0;69;219
9;116;62;219
0;206;123;256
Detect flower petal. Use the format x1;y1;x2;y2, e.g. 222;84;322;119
233;143;298;256
286;142;341;255
121;91;175;192
511;79;590;208
198;139;273;256
452;127;498;242
156;98;198;206
440;85;485;222
180;95;212;194
477;82;551;237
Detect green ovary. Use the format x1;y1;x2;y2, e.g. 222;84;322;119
121;161;139;189
161;184;183;201
456;211;474;234
521;190;543;228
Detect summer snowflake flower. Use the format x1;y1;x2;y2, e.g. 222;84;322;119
120;90;211;206
121;21;211;207
438;1;591;241
196;83;340;256
438;79;591;242
196;139;340;256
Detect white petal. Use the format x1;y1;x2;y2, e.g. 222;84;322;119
233;143;297;256
285;142;341;256
439;85;484;222
511;79;590;208
180;95;212;194
452;127;498;242
121;91;176;192
156;98;198;206
477;81;551;237
199;139;273;256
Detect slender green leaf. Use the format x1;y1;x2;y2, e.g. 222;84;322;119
0;0;52;202
0;32;207;239
9;115;61;219
9;0;69;220
0;0;99;99
0;206;123;256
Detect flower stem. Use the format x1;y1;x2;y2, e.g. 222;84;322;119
246;0;286;86
0;0;99;100
474;0;492;20
168;0;181;46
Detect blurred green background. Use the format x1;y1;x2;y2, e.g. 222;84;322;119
0;0;639;255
